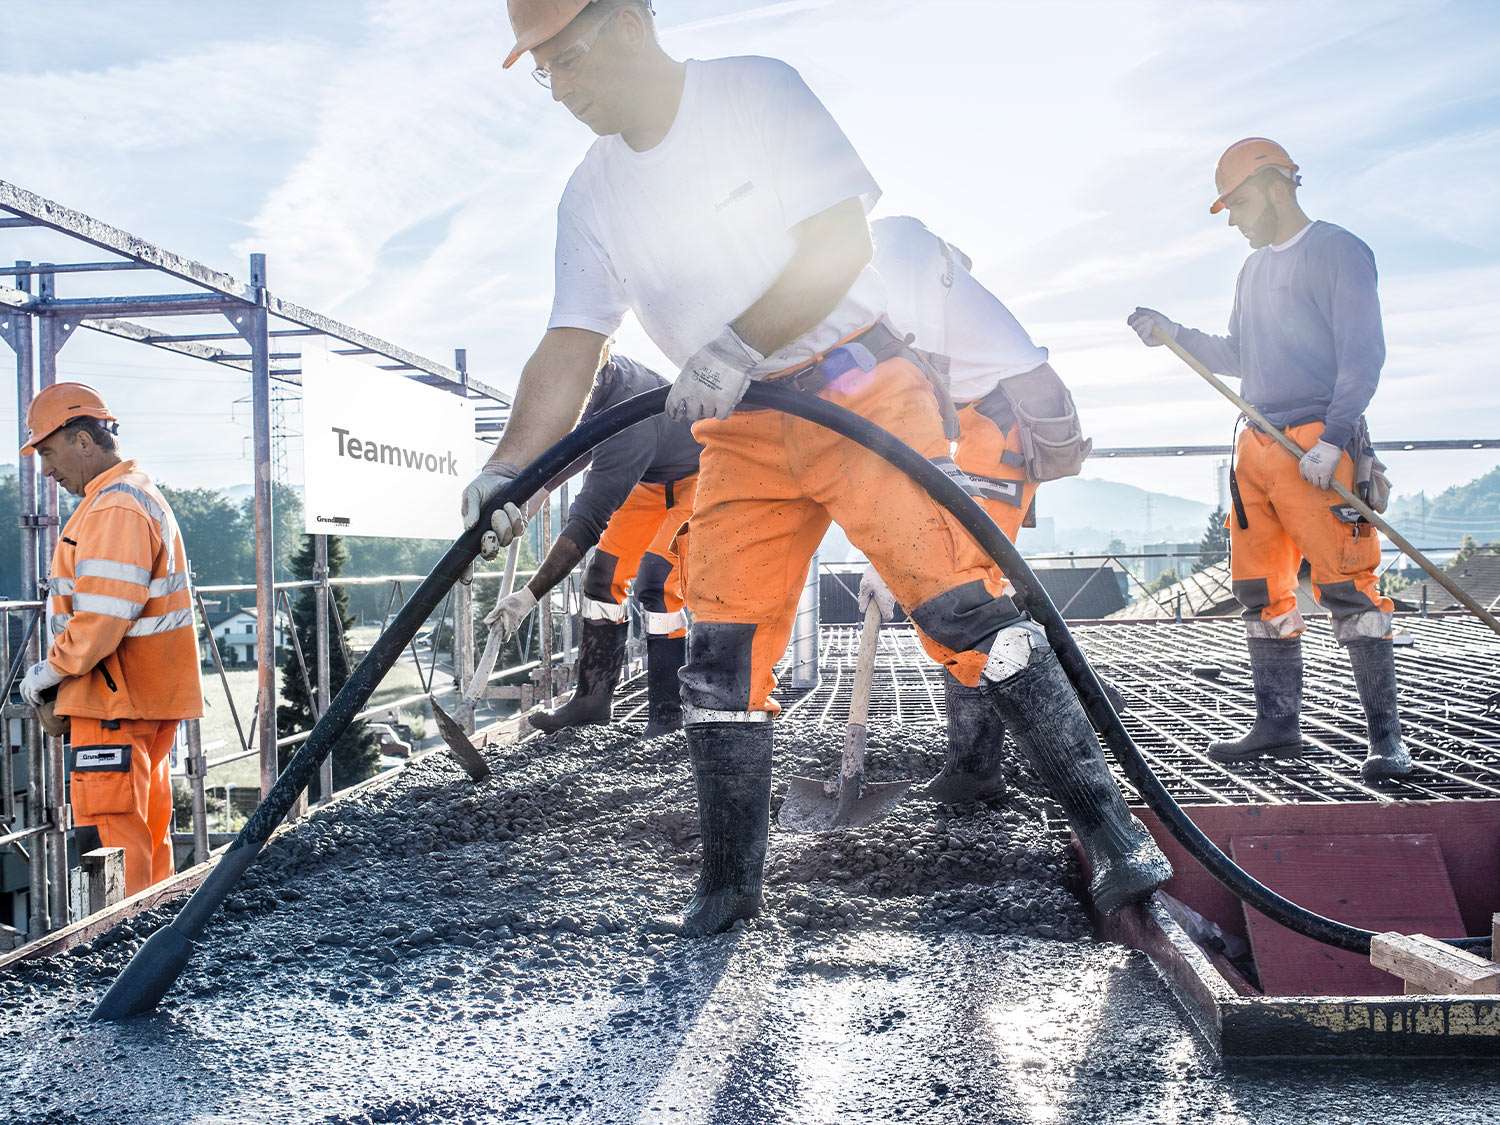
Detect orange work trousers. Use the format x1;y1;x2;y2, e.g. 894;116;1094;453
584;475;696;638
1230;421;1393;644
69;716;178;896
683;358;1014;716
953;394;1040;592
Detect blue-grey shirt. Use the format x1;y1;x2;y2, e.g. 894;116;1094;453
560;356;702;549
1175;221;1384;450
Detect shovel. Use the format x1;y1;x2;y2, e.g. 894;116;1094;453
780;599;913;832
429;537;523;782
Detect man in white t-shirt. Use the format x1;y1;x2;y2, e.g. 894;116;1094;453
463;0;1168;933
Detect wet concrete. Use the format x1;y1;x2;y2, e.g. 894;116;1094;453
4;722;1499;1123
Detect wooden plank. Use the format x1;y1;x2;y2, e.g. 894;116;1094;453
1372;932;1500;995
1231;832;1465;997
81;847;125;914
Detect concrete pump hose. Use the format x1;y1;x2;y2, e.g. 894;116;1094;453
91;382;1486;1022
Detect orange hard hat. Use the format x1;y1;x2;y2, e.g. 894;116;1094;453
1210;137;1299;214
20;382;116;456
503;0;593;69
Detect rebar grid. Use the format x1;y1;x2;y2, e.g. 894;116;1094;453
617;617;1500;807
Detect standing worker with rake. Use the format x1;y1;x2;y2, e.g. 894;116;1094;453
465;0;1169;934
1128;138;1411;782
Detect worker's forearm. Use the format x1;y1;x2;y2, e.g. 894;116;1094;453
525;533;586;602
491;330;606;470
48;618;129;679
1174;326;1242;379
731;200;872;358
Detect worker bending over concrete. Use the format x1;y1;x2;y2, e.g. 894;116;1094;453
464;0;1169;932
858;217;1132;815
19;383;203;895
484;351;699;737
1129;138;1409;782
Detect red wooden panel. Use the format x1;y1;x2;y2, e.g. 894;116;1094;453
1134;800;1500;944
1230;832;1464;997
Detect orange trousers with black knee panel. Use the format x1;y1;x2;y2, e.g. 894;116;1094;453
681;358;1017;716
583;476;696;639
69;716;177;896
1229;421;1393;644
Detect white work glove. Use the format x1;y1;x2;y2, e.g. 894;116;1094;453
461;463;527;562
483;587;538;641
857;564;898;622
1298;440;1343;490
1127;307;1180;347
19;660;64;707
666;325;764;423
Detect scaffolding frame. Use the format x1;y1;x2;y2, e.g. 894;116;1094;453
0;178;519;940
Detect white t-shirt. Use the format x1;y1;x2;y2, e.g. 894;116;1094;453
872;215;1048;403
549;56;886;372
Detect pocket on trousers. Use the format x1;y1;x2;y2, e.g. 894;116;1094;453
1339;528;1380;575
69;743;135;818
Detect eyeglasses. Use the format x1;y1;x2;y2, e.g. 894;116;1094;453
531;8;619;88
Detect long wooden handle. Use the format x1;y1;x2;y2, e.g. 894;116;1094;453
1158;330;1500;639
849;599;883;730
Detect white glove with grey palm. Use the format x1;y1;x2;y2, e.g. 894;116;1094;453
857;563;898;623
461;462;527;562
484;587;539;641
20;660;63;707
1298;440;1343;490
665;325;764;423
1126;307;1181;347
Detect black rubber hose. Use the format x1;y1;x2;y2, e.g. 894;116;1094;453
91;382;1484;1020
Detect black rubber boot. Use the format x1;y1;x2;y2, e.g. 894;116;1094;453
1347;638;1413;781
1208;637;1305;764
680;722;773;937
982;645;1171;915
643;635;687;738
925;670;1009;803
529;620;627;734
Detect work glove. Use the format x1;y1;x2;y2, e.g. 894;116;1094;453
19;659;63;707
666;325;764;423
484;587;539;641
857;563;898;622
1298;440;1343;490
1127;307;1180;347
461;462;527;562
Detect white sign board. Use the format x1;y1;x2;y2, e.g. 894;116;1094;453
301;340;478;540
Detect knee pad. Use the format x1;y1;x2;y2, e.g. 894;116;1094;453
981;618;1049;684
634;551;672;613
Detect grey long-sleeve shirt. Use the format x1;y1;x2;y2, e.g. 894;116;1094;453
1175;221;1384;450
560;355;702;550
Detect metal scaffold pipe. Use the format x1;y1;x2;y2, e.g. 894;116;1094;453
89;384;1488;1022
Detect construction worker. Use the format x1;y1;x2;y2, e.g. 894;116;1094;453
858;216;1119;805
1128;138;1410;782
463;0;1169;933
17;383;202;895
486;350;699;737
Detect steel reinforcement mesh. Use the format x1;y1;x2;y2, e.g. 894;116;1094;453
616;617;1500;806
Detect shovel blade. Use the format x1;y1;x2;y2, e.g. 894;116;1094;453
777;774;914;833
429;696;491;782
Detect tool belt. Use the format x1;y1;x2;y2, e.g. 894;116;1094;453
969;364;1093;484
751;320;961;438
1353;417;1391;514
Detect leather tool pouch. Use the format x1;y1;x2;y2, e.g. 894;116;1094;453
68;741;135;818
1353;417;1391;515
999;365;1093;482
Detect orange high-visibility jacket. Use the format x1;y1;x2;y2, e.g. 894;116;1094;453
45;460;203;721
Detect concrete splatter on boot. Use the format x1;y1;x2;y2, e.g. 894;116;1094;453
1208;637;1305;764
980;620;1171;915
680;721;773;937
530;620;627;734
1347;637;1412;781
643;635;686;738
925;670;1008;803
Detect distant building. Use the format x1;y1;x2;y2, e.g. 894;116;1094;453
202;607;288;666
1140;541;1200;587
1400;552;1500;613
1111;560;1324;621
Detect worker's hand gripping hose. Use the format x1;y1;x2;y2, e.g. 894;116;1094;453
90;384;1487;1021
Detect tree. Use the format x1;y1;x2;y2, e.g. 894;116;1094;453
1197;507;1229;572
1146;567;1180;595
160;484;252;588
276;533;378;797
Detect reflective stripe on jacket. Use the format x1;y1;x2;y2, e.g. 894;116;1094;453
47;459;204;721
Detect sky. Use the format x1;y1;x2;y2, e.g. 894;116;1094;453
3;0;1498;512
